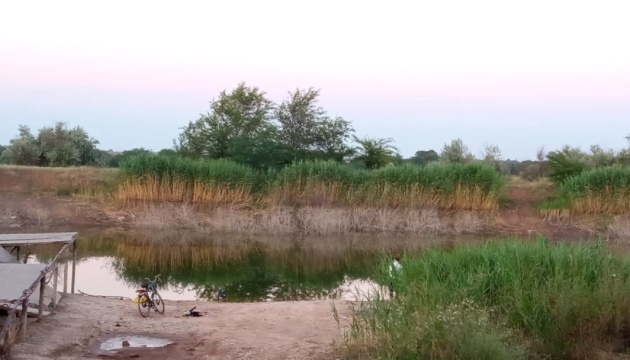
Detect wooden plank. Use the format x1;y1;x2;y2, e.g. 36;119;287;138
63;262;68;294
0;264;47;302
71;241;77;294
37;277;45;320
0;232;77;246
52;265;58;312
19;298;27;342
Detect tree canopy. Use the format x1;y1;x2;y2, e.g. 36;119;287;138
1;122;100;167
175;83;354;169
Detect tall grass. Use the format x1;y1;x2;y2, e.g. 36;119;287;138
116;154;260;205
345;238;630;359
268;161;504;210
116;155;505;210
542;166;630;215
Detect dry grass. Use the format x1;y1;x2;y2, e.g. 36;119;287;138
128;205;487;235
0;207;52;228
569;195;630;215
0;208;17;228
267;182;499;210
607;216;630;241
0;165;116;195
116;177;254;206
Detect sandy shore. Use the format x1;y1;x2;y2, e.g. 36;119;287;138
10;294;353;360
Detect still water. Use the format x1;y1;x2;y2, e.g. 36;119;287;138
23;229;501;302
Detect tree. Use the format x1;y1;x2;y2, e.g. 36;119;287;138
227;127;294;170
157;148;178;157
275;88;354;161
440;139;474;163
0;145;6;164
353;136;399;169
546;145;588;184
481;144;505;172
408;150;439;166
109;148;153;167
37;122;99;167
2;125;39;166
176;83;274;160
589;145;616;167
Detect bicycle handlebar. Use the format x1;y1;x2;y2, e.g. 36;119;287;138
144;275;162;283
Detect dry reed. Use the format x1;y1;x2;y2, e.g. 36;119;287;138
129;205;487;235
116;176;254;206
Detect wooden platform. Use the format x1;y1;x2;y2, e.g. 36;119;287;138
0;232;77;246
0;264;47;302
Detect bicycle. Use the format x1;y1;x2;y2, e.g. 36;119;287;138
136;274;165;317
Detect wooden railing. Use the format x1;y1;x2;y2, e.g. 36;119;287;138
0;240;75;359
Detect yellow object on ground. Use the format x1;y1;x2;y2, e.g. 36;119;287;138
132;295;148;303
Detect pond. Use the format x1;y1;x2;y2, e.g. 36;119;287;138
19;228;597;302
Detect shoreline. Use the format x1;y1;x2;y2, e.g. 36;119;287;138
9;294;352;360
0;191;598;238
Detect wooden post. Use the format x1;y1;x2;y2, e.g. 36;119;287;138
20;298;28;342
71;240;77;294
37;276;45;320
63;261;68;294
52;265;58;312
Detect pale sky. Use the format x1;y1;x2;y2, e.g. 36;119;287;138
1;0;629;160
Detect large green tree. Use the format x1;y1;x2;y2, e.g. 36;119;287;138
2;122;100;167
37;122;100;166
275;88;354;161
2;125;40;165
407;150;439;166
177;84;355;169
176;83;274;160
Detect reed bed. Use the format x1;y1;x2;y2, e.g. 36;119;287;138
116;154;260;205
129;205;486;235
116;155;505;210
269;161;504;210
344;238;630;359
542;166;630;217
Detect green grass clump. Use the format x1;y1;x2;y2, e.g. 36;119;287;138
269;160;504;209
115;155;505;209
543;166;630;215
117;154;261;204
345;238;630;359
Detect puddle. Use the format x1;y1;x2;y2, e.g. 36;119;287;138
97;335;173;352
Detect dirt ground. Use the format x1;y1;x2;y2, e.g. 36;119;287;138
9;294;352;360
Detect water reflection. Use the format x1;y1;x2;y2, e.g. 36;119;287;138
28;229;479;302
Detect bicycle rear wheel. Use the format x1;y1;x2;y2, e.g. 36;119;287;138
138;294;150;317
151;292;165;314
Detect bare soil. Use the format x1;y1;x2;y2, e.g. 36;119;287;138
9;294;352;360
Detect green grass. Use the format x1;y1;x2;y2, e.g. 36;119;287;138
269;160;505;209
541;166;630;215
344;238;630;359
119;154;262;189
116;155;505;209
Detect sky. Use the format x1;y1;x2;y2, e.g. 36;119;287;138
1;0;629;160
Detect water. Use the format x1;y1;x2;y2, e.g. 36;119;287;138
98;335;173;351
23;228;588;302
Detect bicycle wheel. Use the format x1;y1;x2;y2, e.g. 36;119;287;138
138;294;150;317
151;292;165;314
